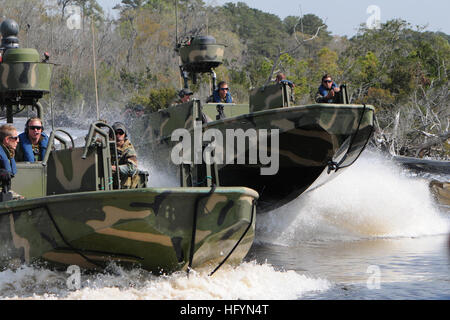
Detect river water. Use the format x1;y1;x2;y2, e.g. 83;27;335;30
0;147;448;300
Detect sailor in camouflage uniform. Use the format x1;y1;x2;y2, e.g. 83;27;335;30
172;88;193;105
111;122;139;189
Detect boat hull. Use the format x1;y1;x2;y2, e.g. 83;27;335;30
0;187;257;274
209;104;374;211
145;103;374;212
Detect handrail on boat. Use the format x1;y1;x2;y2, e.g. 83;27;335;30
42;129;75;166
82;121;121;190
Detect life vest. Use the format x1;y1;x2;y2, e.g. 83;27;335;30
18;132;49;162
212;90;233;103
0;145;17;176
318;82;339;102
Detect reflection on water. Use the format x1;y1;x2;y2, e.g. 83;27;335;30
251;150;450;299
248;234;450;299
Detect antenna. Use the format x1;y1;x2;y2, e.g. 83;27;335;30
25;23;30;48
175;0;179;47
91;18;100;120
175;0;184;88
50;19;54;131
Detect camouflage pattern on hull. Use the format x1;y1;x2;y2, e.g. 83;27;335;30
205;104;374;211
142;103;374;212
0;187;257;273
0;25;257;276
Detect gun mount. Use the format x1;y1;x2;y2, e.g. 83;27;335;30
177;35;224;91
0;19;52;122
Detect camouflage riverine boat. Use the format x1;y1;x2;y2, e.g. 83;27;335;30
141;35;375;212
0;121;257;273
0;186;257;273
0;19;258;274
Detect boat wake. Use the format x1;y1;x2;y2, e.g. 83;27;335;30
256;150;450;246
0;262;330;300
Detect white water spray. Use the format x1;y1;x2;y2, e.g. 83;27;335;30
257;150;450;246
0;262;330;300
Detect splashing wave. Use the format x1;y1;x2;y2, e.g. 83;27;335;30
257;151;450;246
0;262;330;300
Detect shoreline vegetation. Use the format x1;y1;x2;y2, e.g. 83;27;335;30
0;0;448;159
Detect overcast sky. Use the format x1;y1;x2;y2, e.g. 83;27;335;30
98;0;450;37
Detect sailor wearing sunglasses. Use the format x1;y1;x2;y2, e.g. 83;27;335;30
0;124;19;177
315;74;341;103
212;81;233;103
15;117;49;162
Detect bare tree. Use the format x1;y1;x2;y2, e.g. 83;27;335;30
57;0;75;21
265;11;326;85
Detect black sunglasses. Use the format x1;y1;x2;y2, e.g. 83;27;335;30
29;126;43;131
8;136;19;140
115;130;125;135
323;80;332;83
219;87;229;91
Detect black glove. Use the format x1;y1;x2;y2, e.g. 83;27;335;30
0;168;11;192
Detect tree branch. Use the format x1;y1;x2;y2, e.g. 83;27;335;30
264;14;326;85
